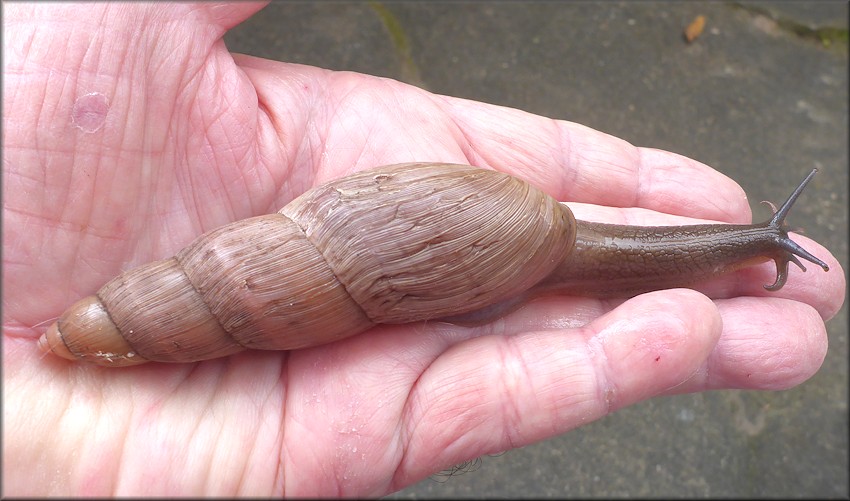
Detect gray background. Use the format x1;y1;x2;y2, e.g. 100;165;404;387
224;2;848;497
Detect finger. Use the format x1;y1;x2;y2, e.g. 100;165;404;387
397;289;719;485
237;65;750;223
438;96;751;223
475;291;832;396
671;296;829;393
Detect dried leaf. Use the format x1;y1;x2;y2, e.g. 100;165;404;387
684;15;706;43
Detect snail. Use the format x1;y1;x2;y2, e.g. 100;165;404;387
38;163;829;367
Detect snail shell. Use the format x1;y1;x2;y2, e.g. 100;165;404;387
40;163;576;366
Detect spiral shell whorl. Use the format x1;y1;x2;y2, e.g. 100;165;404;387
41;163;577;365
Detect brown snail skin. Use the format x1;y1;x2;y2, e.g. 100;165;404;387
38;163;830;367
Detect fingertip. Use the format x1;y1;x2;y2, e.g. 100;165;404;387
806;242;846;320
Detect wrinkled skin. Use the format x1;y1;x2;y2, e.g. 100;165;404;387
3;2;844;497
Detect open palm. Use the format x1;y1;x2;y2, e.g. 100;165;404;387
3;2;843;497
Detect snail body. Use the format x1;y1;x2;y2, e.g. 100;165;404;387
39;163;829;367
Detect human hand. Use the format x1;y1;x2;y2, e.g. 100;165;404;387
3;2;844;497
